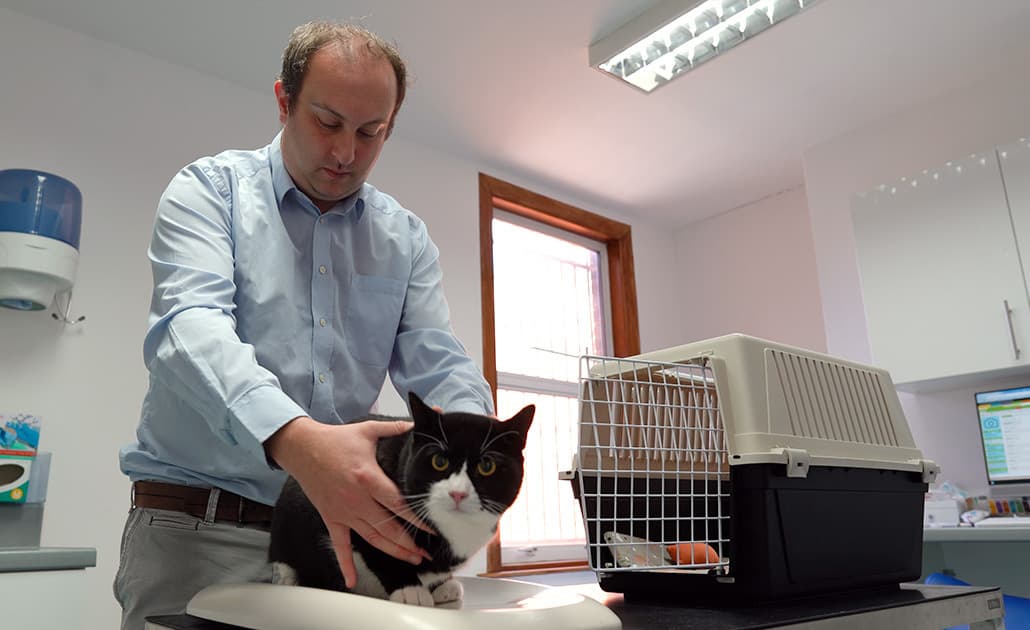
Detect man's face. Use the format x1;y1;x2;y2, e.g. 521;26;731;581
276;44;397;212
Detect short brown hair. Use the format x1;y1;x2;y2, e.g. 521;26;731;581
279;21;408;136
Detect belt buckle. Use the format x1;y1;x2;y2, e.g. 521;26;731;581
238;496;245;523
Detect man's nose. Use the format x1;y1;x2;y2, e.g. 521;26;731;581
332;132;356;167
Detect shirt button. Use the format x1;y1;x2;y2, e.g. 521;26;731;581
318;265;327;275
318;374;326;384
319;217;326;224
319;318;327;327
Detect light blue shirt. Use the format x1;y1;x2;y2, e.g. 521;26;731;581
120;133;493;505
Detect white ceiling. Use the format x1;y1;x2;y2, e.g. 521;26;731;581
5;0;1030;228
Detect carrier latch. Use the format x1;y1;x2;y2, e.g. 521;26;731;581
914;458;940;483
778;447;810;478
558;455;579;481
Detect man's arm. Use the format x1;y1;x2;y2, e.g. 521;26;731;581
144;161;306;456
388;216;495;414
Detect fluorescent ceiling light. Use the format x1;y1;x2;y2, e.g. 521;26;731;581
590;0;822;93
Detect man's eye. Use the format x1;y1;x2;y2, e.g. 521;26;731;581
317;118;340;130
359;128;381;138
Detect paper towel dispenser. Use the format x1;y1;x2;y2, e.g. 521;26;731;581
0;169;82;311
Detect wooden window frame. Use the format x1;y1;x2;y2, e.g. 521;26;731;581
478;173;641;575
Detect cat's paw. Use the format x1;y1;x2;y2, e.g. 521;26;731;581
389;585;435;607
431;578;463;605
270;562;298;586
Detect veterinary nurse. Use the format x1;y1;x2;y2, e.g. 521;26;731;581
114;21;493;629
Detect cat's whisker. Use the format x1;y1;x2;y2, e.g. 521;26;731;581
480;498;509;515
412;442;441;461
405;501;433;523
413;431;446;450
480;424;493;452
481;429;522;451
400;492;432;501
437;414;450;447
369;512;410;528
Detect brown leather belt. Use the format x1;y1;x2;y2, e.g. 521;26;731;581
132;480;274;525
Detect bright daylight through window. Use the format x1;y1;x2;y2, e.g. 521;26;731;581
491;213;611;565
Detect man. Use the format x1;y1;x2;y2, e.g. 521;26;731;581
114;21;493;629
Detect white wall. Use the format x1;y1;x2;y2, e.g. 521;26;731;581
803;66;1030;494
0;8;277;628
0;8;681;626
673;186;826;352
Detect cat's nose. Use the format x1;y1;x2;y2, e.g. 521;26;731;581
449;491;468;509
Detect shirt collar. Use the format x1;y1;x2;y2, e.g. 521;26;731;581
270;131;366;220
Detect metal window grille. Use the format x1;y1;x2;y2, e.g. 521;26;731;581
575;354;731;573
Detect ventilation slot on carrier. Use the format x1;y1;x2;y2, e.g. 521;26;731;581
768;349;900;447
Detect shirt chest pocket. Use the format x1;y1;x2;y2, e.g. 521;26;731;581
344;274;406;366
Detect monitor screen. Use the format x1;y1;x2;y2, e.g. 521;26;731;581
975;386;1030;485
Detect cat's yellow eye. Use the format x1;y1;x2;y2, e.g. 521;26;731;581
431;453;449;472
477;457;497;477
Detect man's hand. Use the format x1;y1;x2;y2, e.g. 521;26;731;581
266;416;432;589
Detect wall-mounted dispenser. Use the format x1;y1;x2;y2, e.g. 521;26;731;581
0;169;82;312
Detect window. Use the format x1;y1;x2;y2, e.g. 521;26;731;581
478;173;640;573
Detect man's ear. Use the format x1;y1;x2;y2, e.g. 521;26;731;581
274;80;290;125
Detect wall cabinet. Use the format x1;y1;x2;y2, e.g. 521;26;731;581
851;138;1030;389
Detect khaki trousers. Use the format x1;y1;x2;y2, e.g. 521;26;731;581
113;506;272;630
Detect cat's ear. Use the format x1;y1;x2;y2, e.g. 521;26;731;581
407;391;435;420
503;405;535;448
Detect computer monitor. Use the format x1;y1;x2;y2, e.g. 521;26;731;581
975;386;1030;485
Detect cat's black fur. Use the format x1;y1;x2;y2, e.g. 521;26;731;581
268;392;534;605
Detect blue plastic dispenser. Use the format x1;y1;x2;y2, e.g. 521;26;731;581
0;169;82;311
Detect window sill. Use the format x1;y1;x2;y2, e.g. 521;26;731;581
479;560;589;579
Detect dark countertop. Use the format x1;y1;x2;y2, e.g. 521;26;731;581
592;583;1000;629
147;581;1004;630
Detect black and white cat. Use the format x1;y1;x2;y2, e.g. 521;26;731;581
268;392;534;607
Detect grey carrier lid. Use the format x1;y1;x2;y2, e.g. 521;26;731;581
578;333;939;480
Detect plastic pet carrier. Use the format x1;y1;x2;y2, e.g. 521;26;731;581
566;334;939;603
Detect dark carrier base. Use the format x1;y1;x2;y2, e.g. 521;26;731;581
576;462;928;603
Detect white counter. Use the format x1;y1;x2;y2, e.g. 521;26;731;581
922;527;1030;597
0;546;97;627
924;525;1030;542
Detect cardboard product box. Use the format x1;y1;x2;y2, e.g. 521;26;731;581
0;414;41;504
924;498;963;527
0;453;49;546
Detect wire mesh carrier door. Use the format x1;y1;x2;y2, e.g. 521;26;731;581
574;354;732;585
